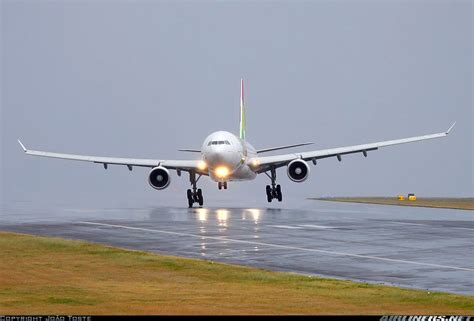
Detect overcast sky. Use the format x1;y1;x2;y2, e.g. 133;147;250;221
1;0;472;209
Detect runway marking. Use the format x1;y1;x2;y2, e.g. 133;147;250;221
454;227;474;231
299;224;337;229
269;225;303;229
390;222;426;226
78;221;474;272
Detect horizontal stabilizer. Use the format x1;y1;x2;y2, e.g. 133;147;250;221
178;149;201;153
256;142;314;154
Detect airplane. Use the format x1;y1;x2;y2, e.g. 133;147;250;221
18;79;455;208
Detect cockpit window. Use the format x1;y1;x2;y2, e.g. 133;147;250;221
207;140;231;146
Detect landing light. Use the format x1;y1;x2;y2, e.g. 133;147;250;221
197;160;207;171
251;158;260;167
215;166;229;178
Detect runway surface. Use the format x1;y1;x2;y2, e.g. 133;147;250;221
1;200;473;295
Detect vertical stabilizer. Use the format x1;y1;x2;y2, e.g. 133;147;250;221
239;78;246;140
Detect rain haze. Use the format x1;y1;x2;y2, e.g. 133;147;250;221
1;0;472;210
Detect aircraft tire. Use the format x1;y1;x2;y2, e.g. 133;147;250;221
187;189;193;208
266;185;272;202
197;189;203;206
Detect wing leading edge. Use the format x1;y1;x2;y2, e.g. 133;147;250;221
252;122;456;173
17;140;203;172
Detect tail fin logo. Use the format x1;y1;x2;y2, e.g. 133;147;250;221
239;78;246;140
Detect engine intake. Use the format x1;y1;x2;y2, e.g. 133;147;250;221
148;166;171;190
287;159;310;182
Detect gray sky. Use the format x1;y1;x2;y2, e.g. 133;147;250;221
1;0;472;209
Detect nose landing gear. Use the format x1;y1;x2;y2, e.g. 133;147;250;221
265;167;282;202
218;181;228;190
187;170;203;208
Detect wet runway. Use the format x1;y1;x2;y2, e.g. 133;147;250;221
1;200;473;295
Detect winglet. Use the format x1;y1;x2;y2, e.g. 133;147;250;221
18;139;27;152
446;122;456;135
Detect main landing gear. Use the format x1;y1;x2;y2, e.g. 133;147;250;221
187;170;203;208
218;181;228;190
265;167;282;202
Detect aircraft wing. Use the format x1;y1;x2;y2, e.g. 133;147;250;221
253;123;456;173
17;140;204;173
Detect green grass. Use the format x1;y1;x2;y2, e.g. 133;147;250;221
1;231;473;315
312;197;474;210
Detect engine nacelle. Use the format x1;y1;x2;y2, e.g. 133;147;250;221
148;166;171;190
287;159;310;182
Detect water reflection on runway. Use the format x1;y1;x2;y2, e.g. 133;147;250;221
191;207;263;256
192;207;261;224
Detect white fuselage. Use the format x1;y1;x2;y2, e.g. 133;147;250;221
201;131;257;182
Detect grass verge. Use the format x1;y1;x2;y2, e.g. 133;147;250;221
1;231;473;315
311;197;474;211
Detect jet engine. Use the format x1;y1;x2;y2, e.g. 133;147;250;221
287;159;310;182
148;166;171;190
